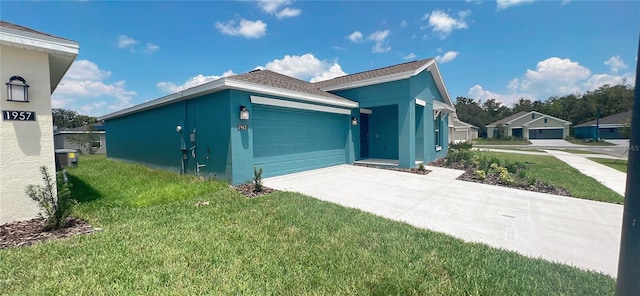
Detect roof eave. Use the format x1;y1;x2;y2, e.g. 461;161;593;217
99;77;359;121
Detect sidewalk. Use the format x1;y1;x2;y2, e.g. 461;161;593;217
544;150;627;196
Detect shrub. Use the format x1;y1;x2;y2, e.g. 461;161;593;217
25;166;76;231
446;149;476;165
417;162;426;172
449;141;473;151
253;167;263;193
474;170;487;180
517;170;527;179
505;162;517;173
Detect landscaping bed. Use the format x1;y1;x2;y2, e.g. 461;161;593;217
429;147;570;196
0;217;98;249
353;163;431;175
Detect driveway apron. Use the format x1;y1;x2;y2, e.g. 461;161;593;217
265;164;623;276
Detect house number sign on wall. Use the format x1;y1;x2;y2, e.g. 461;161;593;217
2;110;36;121
237;124;248;131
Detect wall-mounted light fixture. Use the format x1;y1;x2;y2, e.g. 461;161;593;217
239;105;249;120
6;76;29;102
351;117;358;126
176;125;182;133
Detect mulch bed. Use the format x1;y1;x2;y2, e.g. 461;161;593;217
232;183;276;198
0;217;99;250
353;163;431;175
429;158;571;196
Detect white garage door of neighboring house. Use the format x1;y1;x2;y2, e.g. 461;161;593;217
252;105;348;178
454;130;468;141
528;128;563;139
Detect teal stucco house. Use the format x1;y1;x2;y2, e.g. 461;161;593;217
99;59;455;184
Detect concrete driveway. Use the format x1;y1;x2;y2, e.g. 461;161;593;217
529;139;578;147
265;164;623;276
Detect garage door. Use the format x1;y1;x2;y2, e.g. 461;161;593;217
528;128;563;139
253;105;348;178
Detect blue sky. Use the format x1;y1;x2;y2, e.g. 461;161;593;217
2;0;638;116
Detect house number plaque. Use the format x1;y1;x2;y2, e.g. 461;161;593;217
238;124;248;131
2;110;36;121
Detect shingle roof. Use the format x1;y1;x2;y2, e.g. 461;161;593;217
229;69;357;105
574;110;632;127
0;20;73;41
313;59;433;89
487;111;529;127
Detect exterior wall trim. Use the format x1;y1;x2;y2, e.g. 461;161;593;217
250;96;352;115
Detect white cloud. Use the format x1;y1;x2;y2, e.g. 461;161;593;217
144;43;160;54
404;53;417;60
255;0;301;19
435;51;459;64
400;19;408;28
117;35;138;48
157;71;236;93
215;19;267;39
117;35;159;54
52;60;137;116
261;53;346;82
368;30;391;53
497;0;535;10
604;55;627;73
347;31;364;43
422;10;469;39
467;56;635;106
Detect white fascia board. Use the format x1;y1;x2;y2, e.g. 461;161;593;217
0;27;79;56
432;100;456;112
415;99;426;106
320;61;433;92
522;114;572;126
99;79;227;120
360;108;373;114
99;76;359;121
250;96;351;115
226;79;358;109
429;61;454;108
527;127;568;130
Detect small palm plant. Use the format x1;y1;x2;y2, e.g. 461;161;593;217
253;167;263;193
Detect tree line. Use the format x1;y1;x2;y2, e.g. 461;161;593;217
454;84;634;138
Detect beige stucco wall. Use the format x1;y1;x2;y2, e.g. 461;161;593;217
525;116;570;139
0;44;55;224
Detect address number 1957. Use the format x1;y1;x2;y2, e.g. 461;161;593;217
2;110;36;121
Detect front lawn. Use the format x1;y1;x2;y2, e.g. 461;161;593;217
0;156;615;295
589;157;628;173
566;137;615;146
472;138;532;145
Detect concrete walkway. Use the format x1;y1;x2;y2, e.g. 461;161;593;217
265;165;622;276
544;150;627;196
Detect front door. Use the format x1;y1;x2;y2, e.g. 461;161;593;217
360;114;369;159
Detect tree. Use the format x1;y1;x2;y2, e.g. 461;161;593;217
620;115;632;138
52;108;97;128
67;124;100;154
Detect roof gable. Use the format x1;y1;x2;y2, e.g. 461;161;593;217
523;114;571;126
486;111;529;127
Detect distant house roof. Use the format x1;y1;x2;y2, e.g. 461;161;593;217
453;117;478;129
486;111;529;127
0;20;79;93
55;123;105;135
574;110;632;128
99;59;454;121
486;111;571;127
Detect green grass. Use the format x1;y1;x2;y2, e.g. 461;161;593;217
557;148;598;154
472;138;531;145
0;156;615;295
482;152;623;203
478;147;544;152
588;157;628;173
565;137;615;146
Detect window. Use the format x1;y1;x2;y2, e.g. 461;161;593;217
532;114;535;119
544;118;548;123
434;114;442;150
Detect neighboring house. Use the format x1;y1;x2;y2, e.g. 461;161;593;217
486;111;571;139
448;115;479;143
99;59;456;185
0;21;78;224
54;123;107;154
574;110;631;140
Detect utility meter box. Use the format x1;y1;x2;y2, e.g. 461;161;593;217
55;149;79;171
